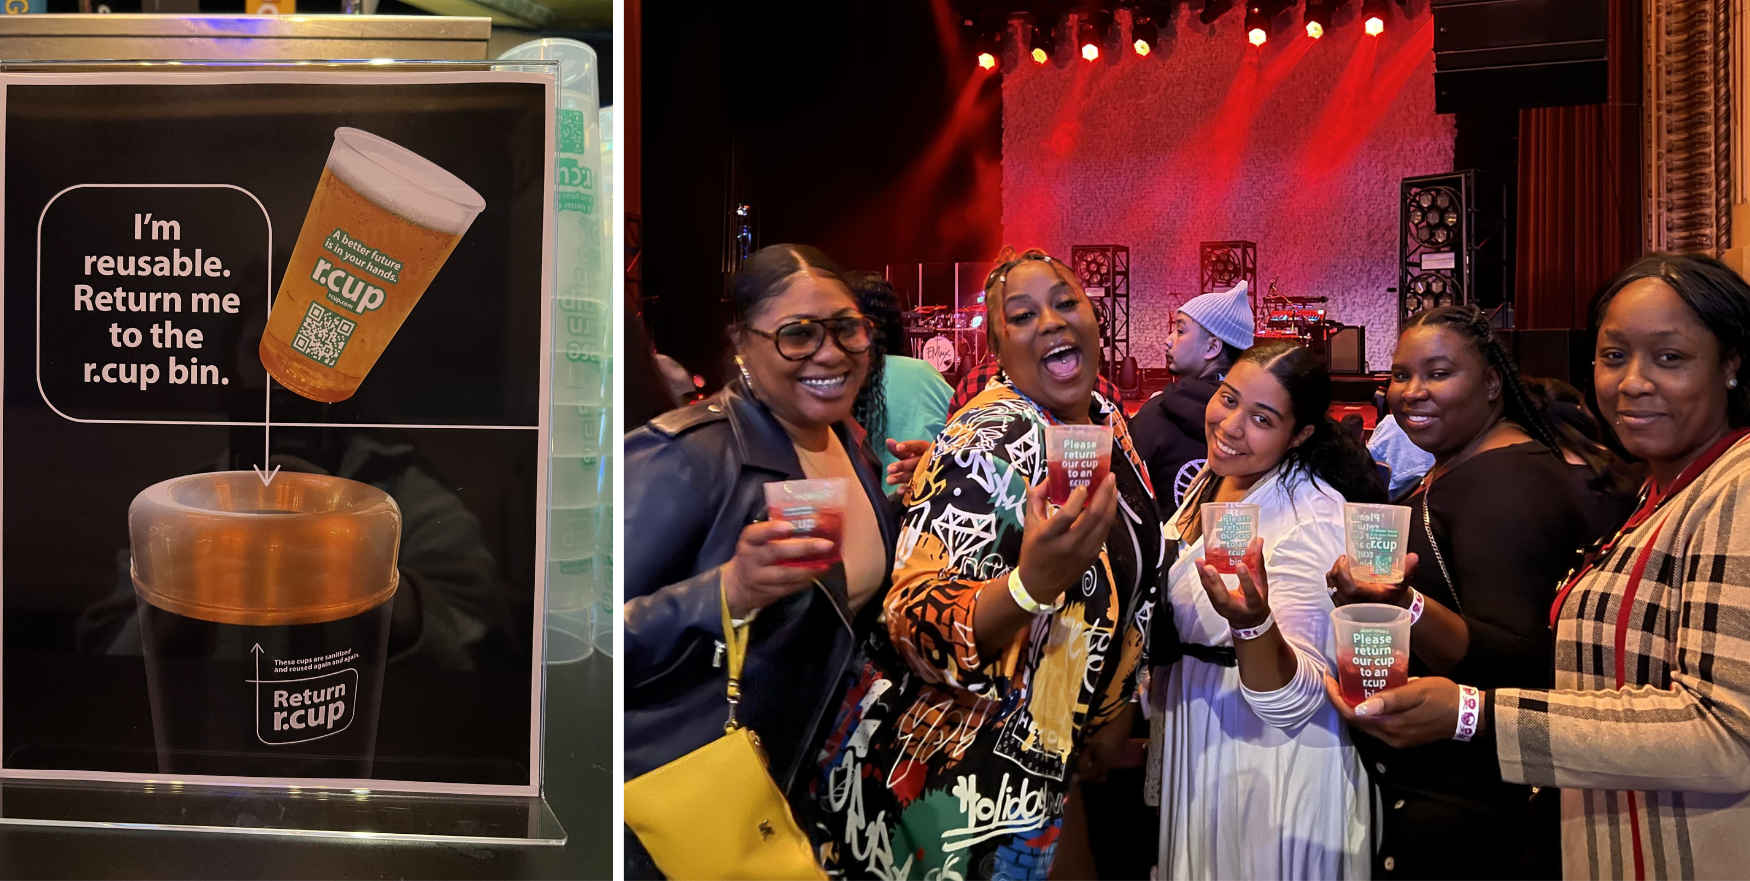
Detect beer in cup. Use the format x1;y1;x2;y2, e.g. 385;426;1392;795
1200;502;1260;574
764;478;847;567
1331;603;1412;707
1044;424;1113;506
1343;502;1412;583
260;127;485;403
130;471;401;778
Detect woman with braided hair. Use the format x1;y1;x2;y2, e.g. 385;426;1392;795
1323;304;1594;879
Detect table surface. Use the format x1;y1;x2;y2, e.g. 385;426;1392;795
0;652;613;880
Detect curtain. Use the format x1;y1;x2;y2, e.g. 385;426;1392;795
1514;0;1644;329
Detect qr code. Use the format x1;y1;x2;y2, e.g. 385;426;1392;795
559;109;588;153
291;301;357;367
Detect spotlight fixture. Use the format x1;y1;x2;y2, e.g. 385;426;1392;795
1132;15;1159;56
1079;17;1100;60
1200;0;1235;26
1244;1;1291;45
1362;0;1387;34
1304;0;1334;38
1029;17;1056;64
973;23;1001;71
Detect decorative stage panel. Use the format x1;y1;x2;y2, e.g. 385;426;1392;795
999;5;1455;371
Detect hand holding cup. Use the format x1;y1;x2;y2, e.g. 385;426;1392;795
1326;553;1420;608
1197;535;1271;631
1016;474;1119;608
722;520;834;618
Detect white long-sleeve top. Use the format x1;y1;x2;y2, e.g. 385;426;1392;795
1152;467;1371;880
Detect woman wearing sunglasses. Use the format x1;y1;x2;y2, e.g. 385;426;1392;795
811;247;1161;880
623;245;899;877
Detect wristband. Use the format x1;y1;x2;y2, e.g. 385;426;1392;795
1230;614;1275;641
1407;588;1426;624
1008;569;1061;615
1454;685;1482;742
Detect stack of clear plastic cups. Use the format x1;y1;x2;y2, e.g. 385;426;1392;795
594;103;616;658
500;38;610;665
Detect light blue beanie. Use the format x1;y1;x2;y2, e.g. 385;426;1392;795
1179;280;1255;350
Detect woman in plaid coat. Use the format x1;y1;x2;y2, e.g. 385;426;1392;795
1332;254;1750;880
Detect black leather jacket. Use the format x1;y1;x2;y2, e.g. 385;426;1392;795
623;382;896;800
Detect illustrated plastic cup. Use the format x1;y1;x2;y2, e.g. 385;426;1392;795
1201;502;1260;574
1331;603;1412;707
259;127;486;403
129;471;401;778
1044;424;1113;506
1344;503;1412;583
764;478;847;567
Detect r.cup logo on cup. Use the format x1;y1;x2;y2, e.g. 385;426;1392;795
256;663;360;745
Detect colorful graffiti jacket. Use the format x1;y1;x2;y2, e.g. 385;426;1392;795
811;378;1164;881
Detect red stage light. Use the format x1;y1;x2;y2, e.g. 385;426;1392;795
1082;42;1099;61
1134;38;1152;56
978;52;997;70
1306;21;1324;39
1364;15;1384;35
1248;27;1267;45
1032;46;1049;64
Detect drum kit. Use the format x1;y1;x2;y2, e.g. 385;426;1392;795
904;304;988;375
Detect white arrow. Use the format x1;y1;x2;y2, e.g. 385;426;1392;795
251;642;266;744
257;366;276;484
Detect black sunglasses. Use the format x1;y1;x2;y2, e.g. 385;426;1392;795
746;315;875;361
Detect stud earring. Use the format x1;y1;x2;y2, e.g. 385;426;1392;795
1731;377;1740;390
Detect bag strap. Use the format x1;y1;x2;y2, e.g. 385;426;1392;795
718;583;751;732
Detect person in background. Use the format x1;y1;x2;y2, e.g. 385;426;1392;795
626;309;680;430
1525;376;1642;538
623;245;896;877
1153;340;1384;879
1368;412;1436;498
844;271;954;473
654;352;702;405
1332;253;1750;879
812;248;1160;880
1327;305;1593;879
1128;281;1255;509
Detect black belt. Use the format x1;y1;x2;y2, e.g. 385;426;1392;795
1179;643;1236;668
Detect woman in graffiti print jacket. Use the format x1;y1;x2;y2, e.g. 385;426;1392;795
811;249;1163;880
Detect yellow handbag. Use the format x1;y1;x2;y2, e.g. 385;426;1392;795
623;586;827;881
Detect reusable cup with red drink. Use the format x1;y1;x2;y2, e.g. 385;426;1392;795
764;478;847;567
1044;424;1113;506
1331;603;1413;706
1200;502;1260;574
1344;502;1412;583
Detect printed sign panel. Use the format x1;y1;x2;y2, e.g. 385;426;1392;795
0;70;554;796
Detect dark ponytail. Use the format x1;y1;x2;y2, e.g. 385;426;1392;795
1401;304;1563;455
1243;340;1386;503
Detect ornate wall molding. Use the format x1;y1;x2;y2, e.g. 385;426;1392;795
1647;0;1731;257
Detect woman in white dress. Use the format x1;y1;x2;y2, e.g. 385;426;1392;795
1152;340;1387;879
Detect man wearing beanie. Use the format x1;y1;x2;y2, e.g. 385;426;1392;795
1129;281;1255;507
